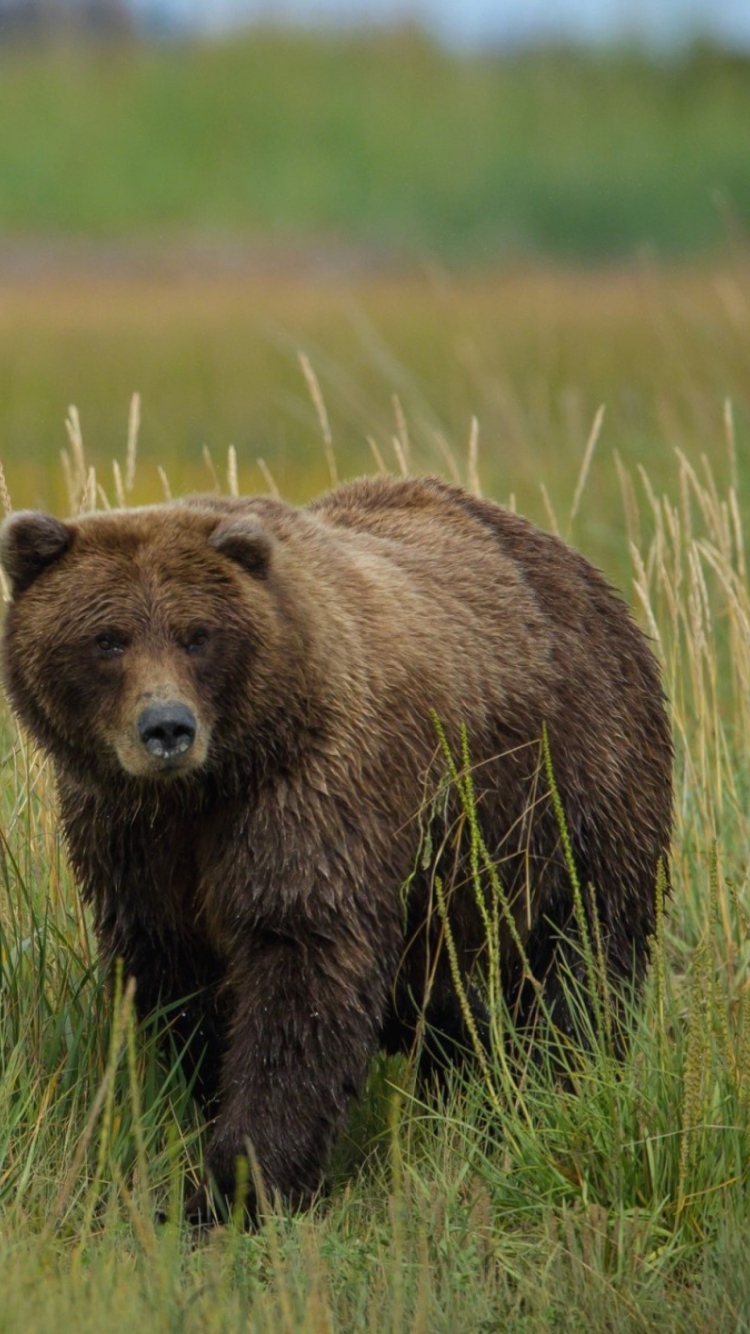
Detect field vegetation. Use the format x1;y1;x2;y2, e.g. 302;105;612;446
1;261;750;572
0;256;749;1328
0;33;748;261
1;20;750;1329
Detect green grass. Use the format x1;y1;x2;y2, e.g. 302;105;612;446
1;259;750;1325
0;33;749;260
1;671;750;1330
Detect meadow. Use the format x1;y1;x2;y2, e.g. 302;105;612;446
0;35;748;261
0;255;748;1329
2;259;750;565
0;22;749;1326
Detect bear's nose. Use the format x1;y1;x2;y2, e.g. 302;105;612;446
137;703;197;760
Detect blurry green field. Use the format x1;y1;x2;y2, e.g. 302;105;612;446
0;33;749;260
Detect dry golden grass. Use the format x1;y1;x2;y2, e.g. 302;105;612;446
0;257;748;558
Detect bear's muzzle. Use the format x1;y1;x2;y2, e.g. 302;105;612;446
137;701;198;765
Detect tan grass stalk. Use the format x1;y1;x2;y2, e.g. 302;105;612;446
125;392;140;493
568;402;605;532
226;444;239;498
366;435;388;474
80;466;97;515
60;449;75;514
156;465;172;501
391;434;409;477
392;394;411;475
256;457;281;499
299;352;337;487
467;416;481;496
202;444;219;490
0;460;13;518
112;459;126;509
432;430;461;484
65;406;86;493
676;943;710;1218
539;483;560;537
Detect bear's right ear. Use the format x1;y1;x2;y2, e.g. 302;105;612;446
209;517;273;580
0;511;73;599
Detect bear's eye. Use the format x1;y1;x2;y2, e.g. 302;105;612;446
95;634;125;658
186;629;209;655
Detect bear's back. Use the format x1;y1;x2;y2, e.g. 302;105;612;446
308;474;637;654
308;475;669;816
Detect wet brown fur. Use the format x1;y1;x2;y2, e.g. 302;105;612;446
0;476;672;1219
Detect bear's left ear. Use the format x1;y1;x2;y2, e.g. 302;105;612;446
0;511;73;599
209;517;273;580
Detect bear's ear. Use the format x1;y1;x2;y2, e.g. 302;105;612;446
0;511;73;599
208;517;273;580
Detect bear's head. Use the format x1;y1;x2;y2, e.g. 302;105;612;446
0;503;300;784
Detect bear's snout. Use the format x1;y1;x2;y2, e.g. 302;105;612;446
137;702;197;763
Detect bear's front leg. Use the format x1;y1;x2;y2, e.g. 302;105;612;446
184;926;388;1223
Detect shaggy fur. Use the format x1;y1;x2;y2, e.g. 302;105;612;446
0;476;672;1219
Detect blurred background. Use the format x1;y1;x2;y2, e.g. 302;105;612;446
0;0;748;566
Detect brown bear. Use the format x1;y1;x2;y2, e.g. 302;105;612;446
0;475;672;1220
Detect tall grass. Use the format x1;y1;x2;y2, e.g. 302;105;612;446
2;262;749;566
0;385;748;1329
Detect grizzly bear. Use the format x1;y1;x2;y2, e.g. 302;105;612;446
0;476;671;1220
